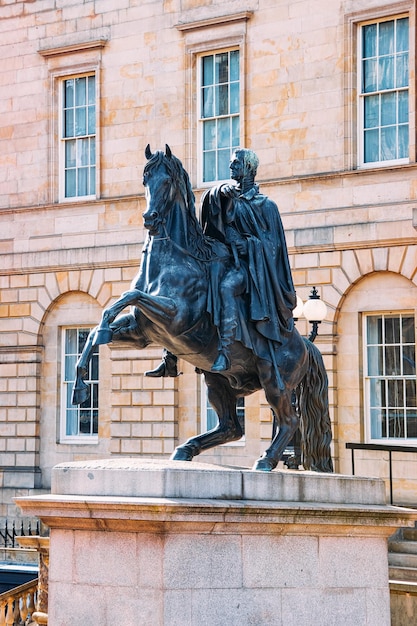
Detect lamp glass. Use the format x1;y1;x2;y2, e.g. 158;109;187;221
293;296;304;318
303;297;327;322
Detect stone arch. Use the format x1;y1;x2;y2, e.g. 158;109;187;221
334;270;417;486
38;290;112;489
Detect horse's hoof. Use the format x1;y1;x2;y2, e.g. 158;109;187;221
170;446;194;461
71;383;90;405
93;328;113;345
252;456;278;472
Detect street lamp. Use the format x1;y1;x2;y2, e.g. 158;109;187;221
298;286;328;343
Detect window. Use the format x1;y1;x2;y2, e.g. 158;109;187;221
359;16;409;165
365;313;416;440
61;75;96;199
199;50;240;183
201;377;245;441
61;327;99;442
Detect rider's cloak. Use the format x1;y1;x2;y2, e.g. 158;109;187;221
201;183;297;356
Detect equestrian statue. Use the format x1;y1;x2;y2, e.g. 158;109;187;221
72;145;333;472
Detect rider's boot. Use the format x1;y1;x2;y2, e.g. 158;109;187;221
211;300;238;373
145;350;179;377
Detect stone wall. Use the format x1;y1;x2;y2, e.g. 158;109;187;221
1;0;417;510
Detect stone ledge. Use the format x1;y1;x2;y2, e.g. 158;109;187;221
50;457;386;505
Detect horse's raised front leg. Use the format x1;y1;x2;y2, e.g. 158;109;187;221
94;289;177;345
72;326;98;405
171;372;243;461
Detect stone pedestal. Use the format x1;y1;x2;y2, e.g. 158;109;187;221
15;459;417;626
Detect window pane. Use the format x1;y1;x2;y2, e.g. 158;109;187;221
388;409;404;437
66;407;78;436
368;345;383;375
230;50;239;81
75;77;86;106
385;345;401;375
396;52;408;89
75;106;87;136
65;140;76;168
398;124;408;159
80;410;91;434
363;59;377;93
232;116;240;148
215;53;228;83
202;55;213;86
385;316;400;343
218;117;230;149
388;379;404;406
380;126;396;160
79;138;89;166
65;328;78;353
370;378;383;406
406;379;416;406
65;169;76;197
364;128;379;162
371;408;385;438
379;21;394;55
64;109;74;138
87;75;95;104
402;317;415;343
381;92;396;126
230;82;239;114
396;18;409;52
64;355;77;382
87;105;96;135
202;86;214;119
378;55;394;90
64;79;74;108
363;23;377;58
203;151;215;182
406;410;417;437
403;346;416;376
364;95;379;128
398;90;408;123
217;149;231;181
78;168;88;196
90;166;96;196
90;137;96;166
203;120;216;150
367;316;383;344
216;84;229;116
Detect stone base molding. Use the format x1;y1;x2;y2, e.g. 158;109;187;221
16;459;417;626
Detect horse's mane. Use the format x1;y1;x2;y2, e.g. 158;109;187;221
145;150;224;262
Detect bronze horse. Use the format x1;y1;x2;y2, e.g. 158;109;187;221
72;146;333;472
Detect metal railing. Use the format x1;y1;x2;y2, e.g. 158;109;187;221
346;442;417;505
0;521;40;549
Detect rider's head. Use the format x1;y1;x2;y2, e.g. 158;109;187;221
231;149;259;182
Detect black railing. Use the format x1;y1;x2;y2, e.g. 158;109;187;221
0;519;40;549
346;442;417;506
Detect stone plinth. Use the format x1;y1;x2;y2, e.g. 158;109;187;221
15;459;417;626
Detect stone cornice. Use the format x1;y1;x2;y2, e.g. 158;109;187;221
176;11;253;31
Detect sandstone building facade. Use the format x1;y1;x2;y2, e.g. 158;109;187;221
1;0;417;516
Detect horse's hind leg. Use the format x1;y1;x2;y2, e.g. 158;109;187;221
253;360;299;472
171;372;243;461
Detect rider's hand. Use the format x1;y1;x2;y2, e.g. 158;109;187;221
235;239;248;255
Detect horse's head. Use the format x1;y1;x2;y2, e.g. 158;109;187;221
142;144;178;236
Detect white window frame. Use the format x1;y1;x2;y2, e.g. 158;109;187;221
364;312;416;444
60;327;99;445
358;14;410;168
200;376;245;446
59;72;98;201
197;47;242;186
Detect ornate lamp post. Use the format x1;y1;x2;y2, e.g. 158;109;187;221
296;286;328;343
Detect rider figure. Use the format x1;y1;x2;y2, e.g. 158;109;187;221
145;148;296;377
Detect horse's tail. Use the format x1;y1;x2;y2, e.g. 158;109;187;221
296;337;334;472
